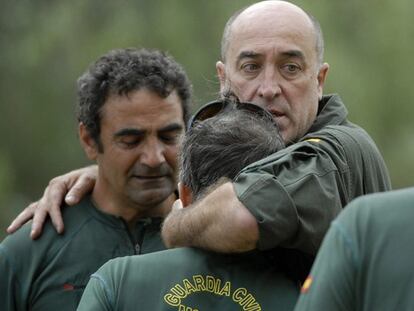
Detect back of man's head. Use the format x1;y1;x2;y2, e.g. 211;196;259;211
76;48;192;148
180;100;284;201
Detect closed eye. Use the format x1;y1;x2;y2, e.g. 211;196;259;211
159;131;181;145
118;136;142;148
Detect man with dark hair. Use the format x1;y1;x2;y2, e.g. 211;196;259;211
77;48;191;150
77;101;298;310
0;48;191;310
180;101;284;200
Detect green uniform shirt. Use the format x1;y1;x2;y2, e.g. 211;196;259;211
234;94;391;254
0;195;165;311
78;247;300;311
294;187;414;311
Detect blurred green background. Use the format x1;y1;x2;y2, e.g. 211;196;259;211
1;0;413;239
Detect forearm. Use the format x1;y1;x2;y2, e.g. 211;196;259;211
162;182;259;253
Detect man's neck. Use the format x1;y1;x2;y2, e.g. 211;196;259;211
91;181;176;228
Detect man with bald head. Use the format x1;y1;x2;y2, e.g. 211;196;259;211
162;0;390;258
9;1;390;283
217;1;328;143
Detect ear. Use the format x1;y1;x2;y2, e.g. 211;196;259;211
317;62;329;100
216;61;227;93
79;122;99;161
178;182;193;208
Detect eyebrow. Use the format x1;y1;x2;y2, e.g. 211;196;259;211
280;50;305;60
237;51;261;63
236;49;305;63
158;123;184;134
114;123;184;137
114;128;144;137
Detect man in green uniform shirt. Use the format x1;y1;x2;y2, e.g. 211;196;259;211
161;1;391;258
0;48;191;310
78;100;300;310
8;0;391;283
294;187;414;311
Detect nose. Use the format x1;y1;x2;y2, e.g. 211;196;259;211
258;68;281;101
140;139;166;168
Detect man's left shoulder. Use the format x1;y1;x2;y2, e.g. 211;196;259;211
302;122;383;159
305;121;371;144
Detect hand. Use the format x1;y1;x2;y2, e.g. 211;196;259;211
6;165;98;239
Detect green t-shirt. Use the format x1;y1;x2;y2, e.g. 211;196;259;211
0;196;165;311
78;247;299;310
234;94;391;254
294;187;414;310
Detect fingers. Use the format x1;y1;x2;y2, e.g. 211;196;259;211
28;179;66;238
31;166;97;235
49;206;64;235
30;204;49;239
6;202;38;234
6;165;97;239
64;173;96;206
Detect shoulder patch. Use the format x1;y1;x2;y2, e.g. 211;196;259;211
300;275;313;294
305;138;321;143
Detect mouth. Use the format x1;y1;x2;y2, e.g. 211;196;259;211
268;111;288;131
270;112;286;124
269;109;285;118
131;175;167;180
263;104;282;116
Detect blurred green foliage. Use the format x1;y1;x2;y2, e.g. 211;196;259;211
1;0;413;239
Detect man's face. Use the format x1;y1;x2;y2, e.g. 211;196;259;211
217;2;328;143
94;88;184;214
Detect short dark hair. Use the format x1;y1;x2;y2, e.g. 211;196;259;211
180;99;284;200
76;48;192;150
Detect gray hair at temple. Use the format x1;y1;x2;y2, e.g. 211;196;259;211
220;1;325;65
180;101;285;201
